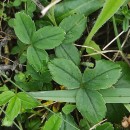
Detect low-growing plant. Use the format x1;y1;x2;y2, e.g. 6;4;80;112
1;0;130;130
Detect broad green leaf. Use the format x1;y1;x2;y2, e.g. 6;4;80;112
100;88;130;103
55;44;80;65
14;12;36;44
48;59;82;89
0;91;15;106
85;0;126;44
59;14;86;44
86;40;101;60
32;26;65;50
30;90;77;103
115;62;130;88
17;92;38;109
62;104;76;115
42;113;62;130
96;122;114;130
55;0;105;22
82;60;121;90
76;88;106;124
2;96;21;126
27;46;49;71
61;114;79;130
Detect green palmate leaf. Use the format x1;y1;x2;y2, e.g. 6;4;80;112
61;114;79;130
55;0;105;22
48;59;82;89
82;60;121;90
0;91;15;106
76;88;106;124
41;113;62;130
55;44;80;65
27;46;49;71
95;122;114;130
32;26;65;50
115;62;130;88
14;12;36;44
59;14;86;44
17;92;38;109
86;40;101;60
62;104;76;115
85;0;126;44
3;96;21;126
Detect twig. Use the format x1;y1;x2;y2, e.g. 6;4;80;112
0;36;10;56
0;65;14;71
31;0;44;10
113;29;130;62
41;0;61;16
74;44;113;61
82;50;118;57
89;119;107;130
103;31;124;50
120;51;130;67
31;0;62;17
121;29;130;48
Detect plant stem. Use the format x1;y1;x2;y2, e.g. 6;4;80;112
112;16;122;51
112;16;130;66
18;121;23;130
